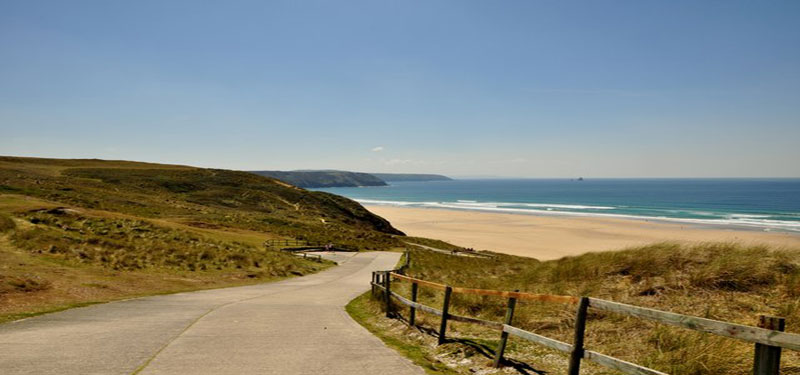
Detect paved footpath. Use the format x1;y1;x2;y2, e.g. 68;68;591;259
0;252;424;375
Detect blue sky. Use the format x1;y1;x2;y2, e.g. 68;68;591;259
1;1;799;177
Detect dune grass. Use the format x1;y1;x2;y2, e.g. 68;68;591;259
358;242;800;374
0;156;407;322
0;156;404;250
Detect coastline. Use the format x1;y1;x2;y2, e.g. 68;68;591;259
366;205;800;260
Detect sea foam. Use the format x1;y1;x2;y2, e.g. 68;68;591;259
357;198;800;232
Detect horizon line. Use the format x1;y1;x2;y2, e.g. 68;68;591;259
2;154;798;179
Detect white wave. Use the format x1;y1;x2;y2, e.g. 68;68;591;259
356;199;437;207
444;205;800;232
356;198;800;232
728;213;771;219
437;201;616;210
516;203;616;210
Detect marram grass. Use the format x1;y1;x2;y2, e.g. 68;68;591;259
362;242;800;375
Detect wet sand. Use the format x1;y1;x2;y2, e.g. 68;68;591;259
366;205;800;260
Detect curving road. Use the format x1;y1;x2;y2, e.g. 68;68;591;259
0;252;424;375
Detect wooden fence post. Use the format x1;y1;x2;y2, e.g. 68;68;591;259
409;283;419;326
438;286;453;345
493;290;518;368
568;297;590;375
384;272;392;318
371;272;376;296
753;315;785;375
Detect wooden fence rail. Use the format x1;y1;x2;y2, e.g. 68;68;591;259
369;268;800;375
264;239;321;248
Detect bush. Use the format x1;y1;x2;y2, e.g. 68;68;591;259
0;213;15;232
9;210;322;275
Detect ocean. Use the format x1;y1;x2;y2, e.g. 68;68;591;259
314;179;800;233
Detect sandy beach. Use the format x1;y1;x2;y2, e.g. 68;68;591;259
367;205;800;260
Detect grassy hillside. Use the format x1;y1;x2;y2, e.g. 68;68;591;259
250;170;452;187
0;156;404;247
0;156;406;322
353;243;800;374
250;170;387;188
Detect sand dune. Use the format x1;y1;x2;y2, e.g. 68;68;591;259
367;205;800;260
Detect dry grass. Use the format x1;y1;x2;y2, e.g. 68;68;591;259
0;235;326;323
0;156;404;250
364;243;800;374
11;208;308;273
0;155;411;323
0;212;14;232
0;209;333;323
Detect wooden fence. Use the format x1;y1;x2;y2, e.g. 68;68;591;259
370;270;799;375
265;239;358;253
264;239;320;248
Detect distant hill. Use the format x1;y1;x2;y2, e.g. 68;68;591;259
371;173;452;182
250;170;387;188
248;170;452;188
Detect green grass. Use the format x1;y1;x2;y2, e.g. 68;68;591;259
0;212;14;232
0;301;105;323
10;209;316;274
355;242;800;374
0;156;404;250
346;292;461;375
0;155;408;322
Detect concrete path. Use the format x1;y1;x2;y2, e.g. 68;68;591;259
0;252;424;375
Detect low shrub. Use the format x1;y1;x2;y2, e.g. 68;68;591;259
0;213;15;232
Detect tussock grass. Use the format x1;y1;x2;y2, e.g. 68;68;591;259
0;156;404;251
1;156;379;322
11;208;313;275
0;212;14;232
369;242;800;374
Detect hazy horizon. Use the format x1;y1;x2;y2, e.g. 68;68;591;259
2;1;799;177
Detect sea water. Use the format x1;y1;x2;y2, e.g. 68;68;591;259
315;179;800;232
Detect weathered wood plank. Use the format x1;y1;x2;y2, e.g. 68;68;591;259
409;283;418;326
438;286;453;345
390;273;448;291
502;324;573;353
589;298;800;351
448;312;504;329
452;287;579;304
416;302;444;317
384;270;392;317
390;291;502;329
494;294;518;368
568;297;590;375
753;315;785;375
390;291;443;317
584;351;668;375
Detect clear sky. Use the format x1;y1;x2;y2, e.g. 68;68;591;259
1;1;799;177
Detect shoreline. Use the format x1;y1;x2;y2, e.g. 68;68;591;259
366;205;800;260
353;199;800;234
